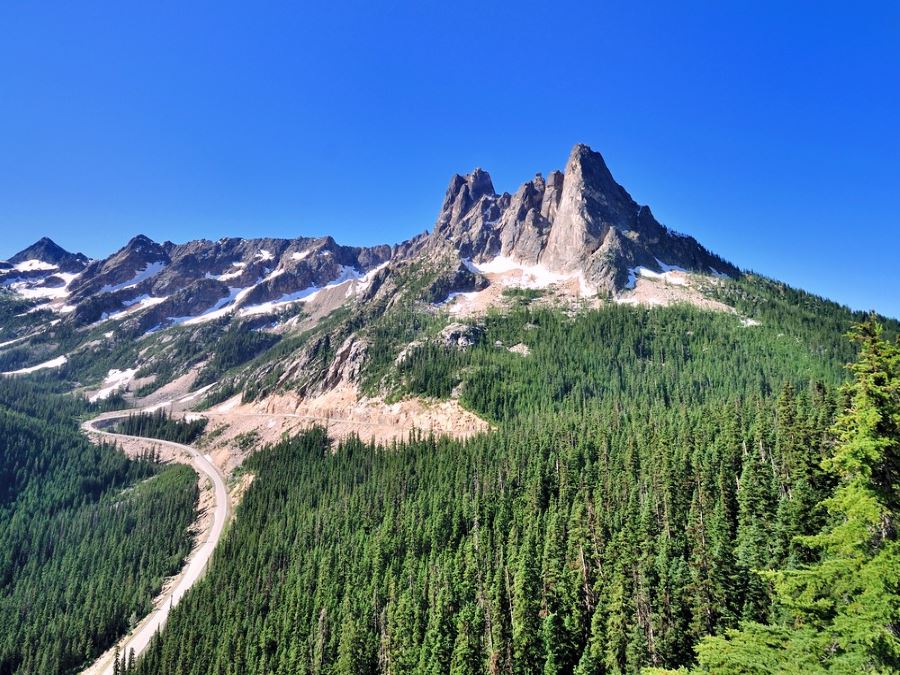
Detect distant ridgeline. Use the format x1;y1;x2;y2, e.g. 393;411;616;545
131;301;900;674
0;378;198;675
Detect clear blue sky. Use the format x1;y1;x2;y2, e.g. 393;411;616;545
1;1;898;317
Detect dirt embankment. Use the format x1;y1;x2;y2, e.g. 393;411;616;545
193;385;490;470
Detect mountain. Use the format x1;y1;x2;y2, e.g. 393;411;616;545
430;144;738;293
0;142;835;405
0;237;89;301
8;236;89;272
2;144;899;675
0;144;737;336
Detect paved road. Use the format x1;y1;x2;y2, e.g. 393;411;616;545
80;415;231;675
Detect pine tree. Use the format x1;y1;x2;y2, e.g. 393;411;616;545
335;612;372;675
449;601;485;675
734;410;777;622
512;528;543;675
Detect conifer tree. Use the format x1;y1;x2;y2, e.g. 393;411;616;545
512;528;543;675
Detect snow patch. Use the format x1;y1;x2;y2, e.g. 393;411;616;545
97;295;169;323
6;271;81;300
626;266;689;289
439;291;480;315
0;335;28;349
13;259;58;272
238;266;361;316
206;262;246;282
2;355;68;375
100;261;166;294
178;287;246;326
471;256;594;295
262;268;284;283
89;368;137;402
351;262;390;296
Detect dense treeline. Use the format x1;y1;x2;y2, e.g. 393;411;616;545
395;304;853;422
118;410;208;445
685;320;900;672
135;389;836;674
0;379;198;674
129;296;900;674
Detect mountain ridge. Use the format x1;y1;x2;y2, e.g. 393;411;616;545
2;144;740;329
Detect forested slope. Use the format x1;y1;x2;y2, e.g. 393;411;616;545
0;379;198;675
129;289;899;674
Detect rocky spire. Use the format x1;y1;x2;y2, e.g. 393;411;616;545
433;169;502;260
540;144;638;273
428;143;740;293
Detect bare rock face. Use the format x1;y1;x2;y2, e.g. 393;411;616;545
434;169;504;260
439;322;483;349
542;144;634;273
428;143;739;294
497;174;551;265
321;336;368;390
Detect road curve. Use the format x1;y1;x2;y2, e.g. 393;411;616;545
80;414;231;675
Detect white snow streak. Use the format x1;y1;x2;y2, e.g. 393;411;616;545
100;261;166;294
1;355;68;375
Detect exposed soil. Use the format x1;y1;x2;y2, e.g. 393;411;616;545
192;385;490;471
614;271;734;312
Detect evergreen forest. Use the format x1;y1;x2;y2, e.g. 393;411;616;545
127;299;900;674
0;378;198;675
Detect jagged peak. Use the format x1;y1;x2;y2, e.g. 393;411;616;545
466;168;495;200
125;234;158;248
563;144;633;205
442;168;496;208
118;234;168;259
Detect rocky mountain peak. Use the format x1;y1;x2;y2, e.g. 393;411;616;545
434;168;503;260
466;168;495;201
123;234;167;259
429;143;739;293
8;237;88;271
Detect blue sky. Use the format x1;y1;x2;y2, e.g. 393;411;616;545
1;1;898;317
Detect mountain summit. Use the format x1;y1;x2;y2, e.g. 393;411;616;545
432;143;737;293
8;237;88;273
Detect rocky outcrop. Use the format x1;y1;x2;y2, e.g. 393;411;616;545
439;322;483;349
321;336;368;390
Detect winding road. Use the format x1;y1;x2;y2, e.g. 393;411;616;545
80;414;231;675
